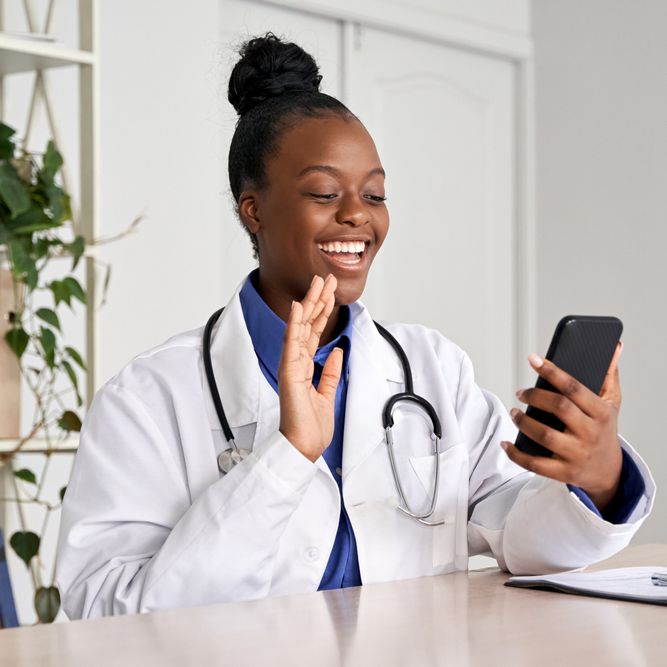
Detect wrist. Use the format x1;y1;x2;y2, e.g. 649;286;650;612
581;449;623;512
279;427;321;463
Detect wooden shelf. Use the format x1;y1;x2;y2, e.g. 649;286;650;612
0;33;95;76
0;436;79;454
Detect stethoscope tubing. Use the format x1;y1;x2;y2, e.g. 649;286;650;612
203;306;445;524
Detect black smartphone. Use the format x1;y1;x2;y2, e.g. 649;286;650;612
515;315;623;457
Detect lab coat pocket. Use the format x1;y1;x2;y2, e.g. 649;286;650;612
409;443;468;570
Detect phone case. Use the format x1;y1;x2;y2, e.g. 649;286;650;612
515;315;623;457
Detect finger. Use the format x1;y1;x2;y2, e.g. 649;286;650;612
527;354;602;419
307;277;337;355
300;274;326;323
501;441;571;483
509;407;577;459
280;301;308;371
300;275;335;349
600;341;622;409
307;292;336;357
317;347;343;402
515;387;593;437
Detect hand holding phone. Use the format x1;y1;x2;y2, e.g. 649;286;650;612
501;316;624;511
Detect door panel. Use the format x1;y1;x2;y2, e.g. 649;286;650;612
345;26;516;405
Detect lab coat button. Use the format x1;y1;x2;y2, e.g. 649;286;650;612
335;466;342;476
304;547;320;562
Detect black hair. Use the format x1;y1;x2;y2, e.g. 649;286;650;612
227;33;354;258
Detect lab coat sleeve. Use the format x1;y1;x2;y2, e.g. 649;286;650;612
56;382;317;618
457;352;656;575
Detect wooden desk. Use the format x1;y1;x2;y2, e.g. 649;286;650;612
1;545;665;666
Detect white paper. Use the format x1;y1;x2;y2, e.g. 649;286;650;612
507;566;667;604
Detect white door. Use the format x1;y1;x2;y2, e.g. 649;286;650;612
345;25;517;406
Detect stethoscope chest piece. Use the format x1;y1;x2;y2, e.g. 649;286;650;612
218;447;251;474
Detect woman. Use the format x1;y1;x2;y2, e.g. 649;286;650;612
57;34;654;619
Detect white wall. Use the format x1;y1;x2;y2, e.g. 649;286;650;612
95;0;235;385
533;0;667;542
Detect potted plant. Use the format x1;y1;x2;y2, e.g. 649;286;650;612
1;120;88;623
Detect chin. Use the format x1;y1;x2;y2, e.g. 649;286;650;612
334;277;367;306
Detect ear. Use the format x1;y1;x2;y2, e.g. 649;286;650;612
238;191;262;235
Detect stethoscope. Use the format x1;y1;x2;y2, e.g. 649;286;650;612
203;308;445;526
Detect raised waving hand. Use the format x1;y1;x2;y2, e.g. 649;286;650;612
278;274;343;462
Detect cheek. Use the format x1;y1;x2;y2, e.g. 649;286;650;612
373;212;390;251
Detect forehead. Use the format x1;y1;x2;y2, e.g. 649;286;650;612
269;115;382;176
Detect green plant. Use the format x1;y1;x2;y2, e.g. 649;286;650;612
1;121;87;623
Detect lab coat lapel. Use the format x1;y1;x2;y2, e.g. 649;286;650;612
206;280;262;432
342;302;405;476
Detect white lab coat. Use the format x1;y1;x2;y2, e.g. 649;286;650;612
56;280;655;619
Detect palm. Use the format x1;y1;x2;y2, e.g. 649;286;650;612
278;275;343;462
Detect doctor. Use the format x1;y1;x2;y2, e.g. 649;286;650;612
57;34;654;619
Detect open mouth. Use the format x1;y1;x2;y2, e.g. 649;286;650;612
316;240;368;267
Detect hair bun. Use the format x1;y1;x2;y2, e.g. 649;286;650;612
228;33;322;116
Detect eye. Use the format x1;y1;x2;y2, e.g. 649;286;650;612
364;194;387;203
309;193;338;200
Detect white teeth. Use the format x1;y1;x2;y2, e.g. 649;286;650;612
317;241;366;253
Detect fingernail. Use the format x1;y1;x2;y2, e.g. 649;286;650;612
528;353;543;368
510;407;520;420
515;389;522;398
500;442;509;451
311;275;318;286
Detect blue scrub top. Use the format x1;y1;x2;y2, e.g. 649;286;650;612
239;270;362;589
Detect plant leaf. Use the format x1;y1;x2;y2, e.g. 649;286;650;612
65;346;86;370
0;162;30;217
42;141;63;180
14;468;37;484
9;531;40;568
61;359;82;406
46;182;69;224
7;203;59;235
63;276;86;305
35;236;63;259
0;122;15;159
35;586;61;623
50;280;71;307
4;327;29;359
7;238;39;289
59;486;67;502
67;236;85;271
39;326;57;368
36;307;61;331
57;410;82;432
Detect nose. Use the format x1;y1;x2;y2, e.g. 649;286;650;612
335;193;370;227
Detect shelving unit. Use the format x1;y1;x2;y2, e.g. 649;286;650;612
0;32;94;74
0;436;78;455
0;0;99;445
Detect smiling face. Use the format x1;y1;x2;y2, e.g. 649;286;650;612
238;114;389;324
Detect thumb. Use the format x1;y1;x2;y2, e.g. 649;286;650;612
600;340;622;409
317;347;343;402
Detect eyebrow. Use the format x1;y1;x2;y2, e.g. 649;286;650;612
297;164;386;178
